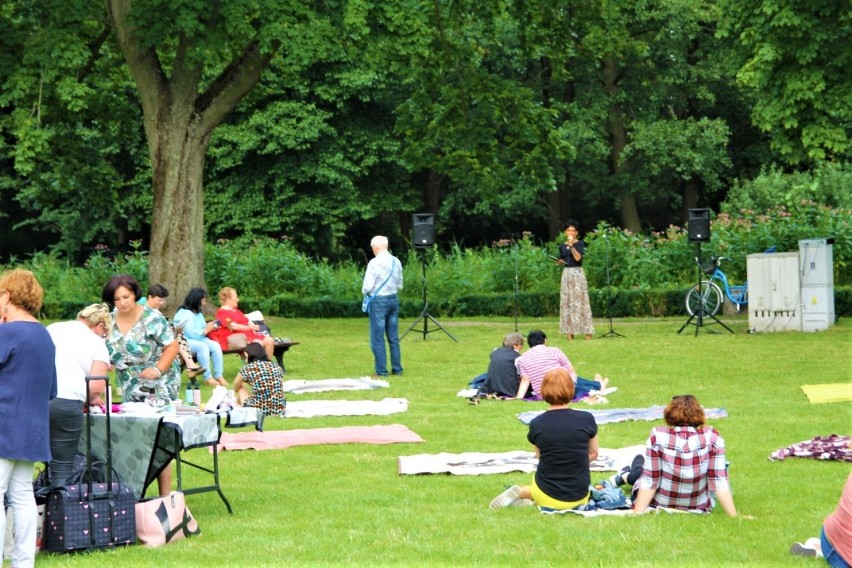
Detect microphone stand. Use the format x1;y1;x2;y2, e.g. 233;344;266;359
599;230;625;338
513;242;520;332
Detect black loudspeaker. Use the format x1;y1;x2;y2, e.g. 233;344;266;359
687;208;711;242
412;213;435;248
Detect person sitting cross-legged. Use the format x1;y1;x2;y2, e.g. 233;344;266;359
490;367;599;510
476;332;525;398
233;342;286;418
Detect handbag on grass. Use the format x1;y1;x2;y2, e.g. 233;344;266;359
227;333;248;349
135;491;200;547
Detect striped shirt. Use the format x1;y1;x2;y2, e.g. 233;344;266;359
635;426;731;512
514;345;577;396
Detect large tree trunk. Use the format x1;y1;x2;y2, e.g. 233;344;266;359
148;119;209;307
105;0;277;312
682;178;700;220
602;58;641;233
424;169;443;214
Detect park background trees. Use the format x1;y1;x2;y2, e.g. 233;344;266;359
0;0;849;306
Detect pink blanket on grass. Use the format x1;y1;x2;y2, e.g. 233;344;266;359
211;424;424;452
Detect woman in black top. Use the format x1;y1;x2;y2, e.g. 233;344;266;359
489;368;599;510
557;219;595;340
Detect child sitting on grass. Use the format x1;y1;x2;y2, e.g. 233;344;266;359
489;367;599;510
233;342;286;418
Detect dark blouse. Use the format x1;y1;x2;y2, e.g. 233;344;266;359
559;240;585;268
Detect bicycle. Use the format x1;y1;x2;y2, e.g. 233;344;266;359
685;256;748;317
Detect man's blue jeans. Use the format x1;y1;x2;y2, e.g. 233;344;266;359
369;294;402;376
575;377;602;399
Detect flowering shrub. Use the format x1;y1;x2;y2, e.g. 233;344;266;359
9;202;849;319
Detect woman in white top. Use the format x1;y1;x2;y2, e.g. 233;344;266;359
46;304;112;487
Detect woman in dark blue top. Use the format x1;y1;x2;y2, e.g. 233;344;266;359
0;269;57;567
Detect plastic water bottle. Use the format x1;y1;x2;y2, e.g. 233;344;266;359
192;381;201;405
185;382;193;404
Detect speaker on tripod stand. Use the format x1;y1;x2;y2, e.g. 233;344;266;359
402;214;457;341
678;208;733;335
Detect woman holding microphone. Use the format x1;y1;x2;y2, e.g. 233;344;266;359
556;219;595;340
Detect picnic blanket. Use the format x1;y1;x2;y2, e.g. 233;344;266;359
457;387;618;405
213;424;423;452
800;383;852;404
398;445;644;475
769;434;852;463
285;398;408;418
281;377;390;394
541;506;702;516
518;406;728;425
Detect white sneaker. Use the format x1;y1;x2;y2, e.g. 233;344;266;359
511;499;534;507
490;485;523;509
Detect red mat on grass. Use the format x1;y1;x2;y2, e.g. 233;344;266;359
211;424;424;452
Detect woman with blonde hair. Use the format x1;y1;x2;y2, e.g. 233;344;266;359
45;303;113;487
0;269;57;567
490;367;599;510
211;287;275;359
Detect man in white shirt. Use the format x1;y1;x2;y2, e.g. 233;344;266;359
361;236;403;376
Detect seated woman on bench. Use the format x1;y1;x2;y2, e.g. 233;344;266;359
211;287;275;359
173;287;227;387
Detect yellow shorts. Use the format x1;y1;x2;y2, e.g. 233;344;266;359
530;478;590;510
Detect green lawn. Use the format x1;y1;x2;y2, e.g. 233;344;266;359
33;315;851;567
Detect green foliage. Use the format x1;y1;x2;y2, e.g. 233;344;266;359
720;0;852;163
10;205;851;320
721;162;852;212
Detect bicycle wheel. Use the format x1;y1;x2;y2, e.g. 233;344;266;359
685;281;722;316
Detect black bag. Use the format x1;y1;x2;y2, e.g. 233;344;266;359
43;376;136;553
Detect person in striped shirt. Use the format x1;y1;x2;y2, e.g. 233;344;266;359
513;330;607;399
632;394;738;516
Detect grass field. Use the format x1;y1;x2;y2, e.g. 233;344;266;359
32;315;851;567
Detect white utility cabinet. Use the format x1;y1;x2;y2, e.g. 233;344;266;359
799;238;835;331
747;252;801;332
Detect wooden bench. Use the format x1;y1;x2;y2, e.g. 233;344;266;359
221;340;299;372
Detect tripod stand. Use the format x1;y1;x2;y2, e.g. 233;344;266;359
599;231;624;338
678;242;734;336
402;251;457;342
513;243;520;332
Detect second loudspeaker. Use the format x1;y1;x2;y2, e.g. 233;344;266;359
412;213;435;248
687;208;711;242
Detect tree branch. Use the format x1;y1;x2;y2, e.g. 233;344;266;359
103;0;167;123
194;36;280;136
77;23;112;83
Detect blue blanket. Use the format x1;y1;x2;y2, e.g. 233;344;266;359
518;405;728;425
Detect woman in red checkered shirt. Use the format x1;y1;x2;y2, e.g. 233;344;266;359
632;394;739;516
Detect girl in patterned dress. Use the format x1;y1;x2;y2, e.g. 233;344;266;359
233;342;286;418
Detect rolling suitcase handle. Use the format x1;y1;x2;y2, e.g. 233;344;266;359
84;375;113;495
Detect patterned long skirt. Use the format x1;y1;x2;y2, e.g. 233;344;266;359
559;267;595;336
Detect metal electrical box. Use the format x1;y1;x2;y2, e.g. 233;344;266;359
747;252;801;332
799;238;835;331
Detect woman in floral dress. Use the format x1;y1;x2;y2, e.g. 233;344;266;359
102;274;181;403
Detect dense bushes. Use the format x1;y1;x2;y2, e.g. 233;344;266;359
5;201;850;320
